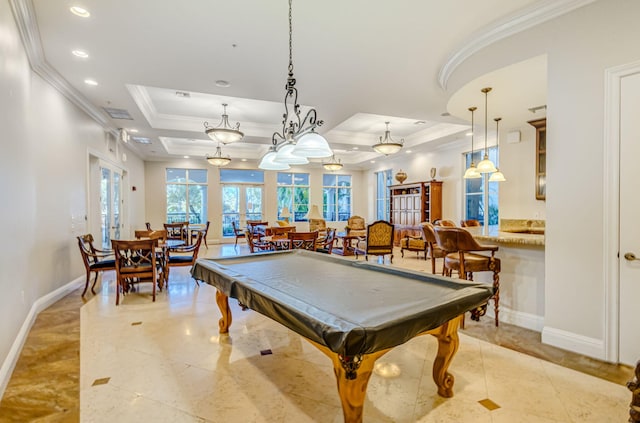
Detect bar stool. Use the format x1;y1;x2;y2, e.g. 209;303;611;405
434;226;501;326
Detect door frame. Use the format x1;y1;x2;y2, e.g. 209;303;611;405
220;183;264;238
603;59;640;362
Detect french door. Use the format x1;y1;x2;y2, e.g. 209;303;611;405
221;184;263;237
100;165;124;249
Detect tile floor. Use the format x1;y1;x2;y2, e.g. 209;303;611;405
1;243;634;422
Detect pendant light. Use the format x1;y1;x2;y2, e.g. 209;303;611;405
206;144;231;167
477;87;498;173
259;145;291;170
372;122;404;155
463;106;481;179
489;117;507;182
322;154;343;171
203;103;244;144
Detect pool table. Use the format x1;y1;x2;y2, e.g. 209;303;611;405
191;250;493;423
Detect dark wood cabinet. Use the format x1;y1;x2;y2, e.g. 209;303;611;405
388;181;442;246
528;118;546;201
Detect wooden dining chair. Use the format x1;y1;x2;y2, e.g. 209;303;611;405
461;219;481;227
164;222;187;242
190;221;210;248
357;220;394;263
434;226;501;326
421;222;446;275
111;238;159;305
167;231;204;285
315;228;336;254
77;234;115;296
231;221;245;246
287;231;319;251
434;219;457;227
245;229;274;253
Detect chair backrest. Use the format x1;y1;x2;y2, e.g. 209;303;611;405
366;220;394;249
317;228;336;253
231;221;243;236
461;219;481;227
309;218;327;232
135;229;167;241
164;222;187;240
111;239;157;275
201;221;210;235
287;231;318;250
77;234;97;266
245;229;258;253
269;226;296;236
145;222;152;230
347;216;366;231
434;219;457;227
434;226;486;253
421;222;438;244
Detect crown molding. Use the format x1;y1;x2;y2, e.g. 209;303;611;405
438;0;596;90
9;0;117;136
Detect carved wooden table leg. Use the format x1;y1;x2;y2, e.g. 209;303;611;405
215;290;232;334
628;360;640;423
429;314;462;398
307;340;390;423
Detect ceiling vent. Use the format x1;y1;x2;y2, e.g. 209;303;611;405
175;91;191;98
131;136;151;144
103;107;133;120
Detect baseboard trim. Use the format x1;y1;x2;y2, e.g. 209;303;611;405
541;325;606;361
0;276;83;398
486;307;544;332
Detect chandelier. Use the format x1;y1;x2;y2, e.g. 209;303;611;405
206;144;231;167
204;103;244;144
259;0;332;171
463;107;481;179
372;122;403;155
477;87;498;173
322;154;343;171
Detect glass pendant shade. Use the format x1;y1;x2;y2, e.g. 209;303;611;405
322;154;343;171
206;145;231;167
489;169;506;182
204;103;244;144
477;155;498;173
291;131;332;158
273;143;309;164
259;148;291;170
463;164;481;179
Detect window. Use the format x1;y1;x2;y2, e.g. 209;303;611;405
166;168;208;224
464;147;499;225
323;174;351;221
375;169;392;221
219;169;264;236
277;173;310;222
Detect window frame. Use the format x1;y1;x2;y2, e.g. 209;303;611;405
375;169;393;221
322;174;352;222
165;168;208;224
276;172;310;222
463;147;499;225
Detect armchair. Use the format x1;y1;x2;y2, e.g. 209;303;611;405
77;234;115;296
356;220;394;263
111;238;159;305
346;215;366;237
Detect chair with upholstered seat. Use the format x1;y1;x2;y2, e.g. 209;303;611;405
434;226;501;326
461;219;481;227
400;227;429;260
190;221;209;248
245;229;274;253
315;228;336;254
111;238;159;305
346;215;367;238
164;222;188;242
287;231;319;251
167;231;204;284
434;219;457;227
231;221;245;246
247;221;268;241
422;222;447;274
77;234;116;296
356;220;394;263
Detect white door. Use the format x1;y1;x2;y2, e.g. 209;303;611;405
100;165;124;249
619;71;640;365
221;184;263;238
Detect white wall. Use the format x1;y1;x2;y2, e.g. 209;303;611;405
0;0;145;386
447;0;640;359
144;160;367;241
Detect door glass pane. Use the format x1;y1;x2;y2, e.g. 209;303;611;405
222;186;240;237
337;175;351;187
323;174;337;186
245;186;263;221
294;187;309;222
167;184;187;223
188;184;207;224
113;172;121;241
100;168;111;249
323;187;336;221
338;187;351;221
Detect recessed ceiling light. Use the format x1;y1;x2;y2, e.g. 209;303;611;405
215;80;231;88
184;155;190;159
466;132;473;136
69;6;90;18
352;147;359;150
241;158;247;162
128;129;139;133
406;150;412;154
84;79;98;86
72;50;88;58
414;120;426;125
370;160;376;164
